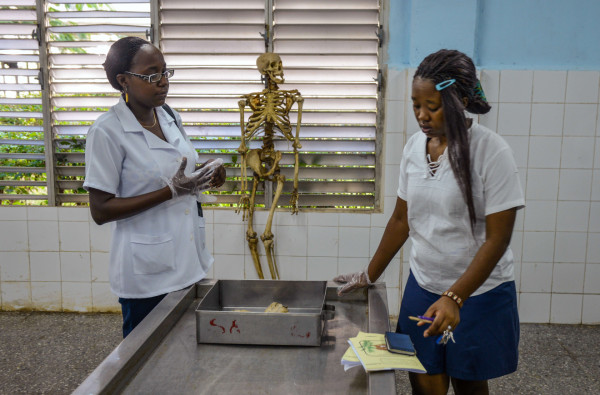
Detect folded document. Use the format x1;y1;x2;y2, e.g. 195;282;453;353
341;331;426;373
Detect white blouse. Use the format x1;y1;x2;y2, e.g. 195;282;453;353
397;123;525;296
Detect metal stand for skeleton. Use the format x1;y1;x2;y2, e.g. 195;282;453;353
236;53;303;279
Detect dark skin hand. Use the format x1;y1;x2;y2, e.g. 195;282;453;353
196;159;226;189
418;208;517;337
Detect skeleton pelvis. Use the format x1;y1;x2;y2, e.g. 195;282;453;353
247;149;282;177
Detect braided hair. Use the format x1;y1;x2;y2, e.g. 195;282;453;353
414;49;491;233
103;36;150;91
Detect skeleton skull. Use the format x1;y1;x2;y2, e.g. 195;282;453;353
256;53;284;84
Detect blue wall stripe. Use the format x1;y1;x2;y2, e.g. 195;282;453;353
387;0;600;70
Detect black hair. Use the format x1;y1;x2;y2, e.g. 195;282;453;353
414;49;491;233
103;36;151;91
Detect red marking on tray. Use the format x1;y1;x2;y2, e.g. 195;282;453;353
230;320;240;334
210;318;225;334
290;325;310;338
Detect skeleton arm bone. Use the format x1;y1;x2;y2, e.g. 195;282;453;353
293;94;303;149
237;99;250;220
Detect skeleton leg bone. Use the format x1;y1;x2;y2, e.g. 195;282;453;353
262;173;285;280
247;174;264;279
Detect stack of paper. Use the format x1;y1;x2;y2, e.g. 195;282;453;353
341;346;362;371
341;331;426;373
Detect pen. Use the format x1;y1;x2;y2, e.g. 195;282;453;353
408;315;434;324
409;316;447;344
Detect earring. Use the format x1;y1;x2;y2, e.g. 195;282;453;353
124;88;128;103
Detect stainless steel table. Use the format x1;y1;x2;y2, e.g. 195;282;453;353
74;280;397;394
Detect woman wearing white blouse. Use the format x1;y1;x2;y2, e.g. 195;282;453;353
84;37;225;337
335;49;524;395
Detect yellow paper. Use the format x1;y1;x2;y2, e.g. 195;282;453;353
341;346;362;371
342;346;360;362
348;331;427;373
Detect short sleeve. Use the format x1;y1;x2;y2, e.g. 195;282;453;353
83;124;124;195
483;146;525;215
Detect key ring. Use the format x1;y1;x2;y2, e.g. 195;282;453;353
437;325;456;345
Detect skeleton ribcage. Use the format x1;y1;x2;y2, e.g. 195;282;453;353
244;90;295;141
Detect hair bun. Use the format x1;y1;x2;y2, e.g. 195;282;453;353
466;95;491;115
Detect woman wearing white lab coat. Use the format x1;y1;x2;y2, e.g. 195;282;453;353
84;37;225;337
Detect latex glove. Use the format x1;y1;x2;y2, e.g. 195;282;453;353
192;158;223;194
164;157;222;199
196;159;226;189
333;269;372;296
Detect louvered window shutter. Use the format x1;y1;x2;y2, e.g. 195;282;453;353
2;0;380;208
0;0;46;202
160;0;380;210
160;0;267;206
273;0;379;209
47;0;151;204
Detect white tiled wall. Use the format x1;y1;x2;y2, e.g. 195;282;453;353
474;69;600;324
0;207;117;312
0;68;598;324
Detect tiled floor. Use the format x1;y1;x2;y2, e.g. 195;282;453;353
0;312;598;394
0;312;122;394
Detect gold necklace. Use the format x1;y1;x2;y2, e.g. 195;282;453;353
139;110;157;128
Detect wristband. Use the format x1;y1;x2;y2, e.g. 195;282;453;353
442;290;464;308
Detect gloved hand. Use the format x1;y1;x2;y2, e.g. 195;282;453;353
164;157;223;199
333;269;372;296
196;158;226;189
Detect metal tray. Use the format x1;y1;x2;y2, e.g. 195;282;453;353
195;280;334;346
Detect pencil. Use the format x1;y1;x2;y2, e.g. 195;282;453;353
409;315;433;324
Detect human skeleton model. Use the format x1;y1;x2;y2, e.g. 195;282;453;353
236;53;303;279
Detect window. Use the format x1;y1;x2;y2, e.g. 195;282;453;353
0;0;45;202
48;0;151;205
1;0;382;210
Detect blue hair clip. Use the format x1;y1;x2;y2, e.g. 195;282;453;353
435;79;456;91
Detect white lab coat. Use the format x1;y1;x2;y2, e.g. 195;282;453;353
84;98;213;298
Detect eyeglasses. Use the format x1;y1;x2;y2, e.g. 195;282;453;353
125;69;174;83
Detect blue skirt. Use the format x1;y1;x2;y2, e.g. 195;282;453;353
396;272;519;381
